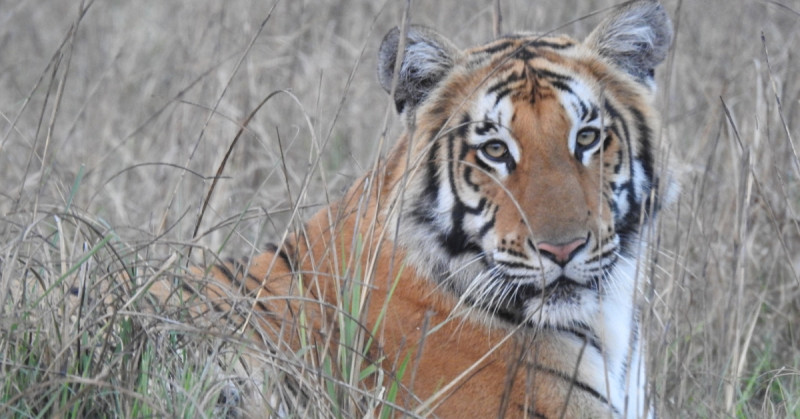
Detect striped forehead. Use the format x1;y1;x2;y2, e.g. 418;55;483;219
466;34;578;60
469;62;602;131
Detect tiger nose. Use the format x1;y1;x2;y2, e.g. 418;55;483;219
536;237;588;265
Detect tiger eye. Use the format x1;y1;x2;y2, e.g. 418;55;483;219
481;140;509;161
576;128;600;149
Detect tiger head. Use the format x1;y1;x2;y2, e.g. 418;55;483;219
378;1;672;329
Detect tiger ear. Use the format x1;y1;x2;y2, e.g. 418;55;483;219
584;0;673;87
378;25;460;114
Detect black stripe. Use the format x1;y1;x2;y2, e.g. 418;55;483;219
488;70;526;95
643;178;660;214
478;40;517;55
214;262;238;283
508;248;528;259
438;206;483;256
456;112;472;138
534;366;618;415
590;234;602;253
504;156;517;173
546;325;603;354
277;249;294;272
532;68;571;82
526;39;575;50
604;101;630;144
246;271;264;290
477;38;574;57
607;125;623;160
613;150;624;177
587;105;600;121
579;101;589;121
474;153;493;174
629;106;654;184
465;197;487;214
511;47;538;61
497;260;538;271
477;217;496;240
445;131;457;193
180;281;200;298
584;247;615;265
190;265;250;327
487;79;509;95
416;135;442;225
550;80;573;94
462;166;480;191
602;134;613;152
615;207;644;257
223;262;276;316
494;88;512;105
474;121;496;136
429;104;448;119
230;257;263;293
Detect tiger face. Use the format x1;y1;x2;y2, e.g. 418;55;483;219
379;2;671;330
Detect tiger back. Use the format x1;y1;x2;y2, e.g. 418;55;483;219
159;1;673;417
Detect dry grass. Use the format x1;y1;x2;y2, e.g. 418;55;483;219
1;0;798;417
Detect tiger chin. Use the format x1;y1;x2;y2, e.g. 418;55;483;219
164;1;673;418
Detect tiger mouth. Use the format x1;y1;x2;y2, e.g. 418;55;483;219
514;275;600;301
474;276;600;325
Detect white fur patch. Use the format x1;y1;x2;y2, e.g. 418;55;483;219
632;159;649;202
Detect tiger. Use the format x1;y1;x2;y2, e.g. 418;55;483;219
158;1;673;417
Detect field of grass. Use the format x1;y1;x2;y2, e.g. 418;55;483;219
1;0;798;417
